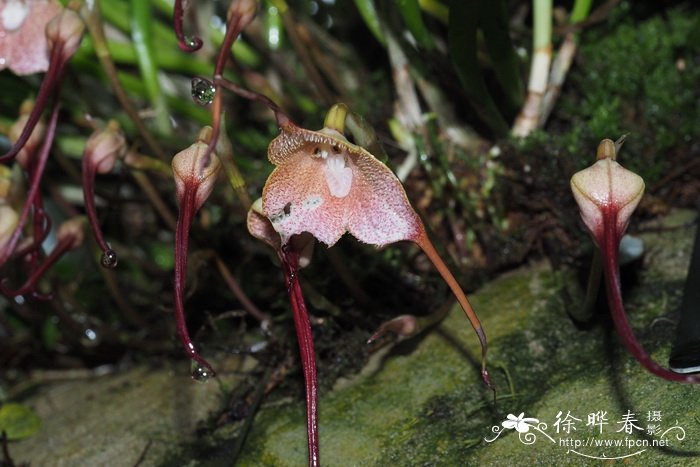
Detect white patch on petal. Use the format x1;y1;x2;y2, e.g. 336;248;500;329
2;0;30;32
323;152;352;198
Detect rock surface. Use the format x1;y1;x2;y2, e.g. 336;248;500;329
9;210;699;466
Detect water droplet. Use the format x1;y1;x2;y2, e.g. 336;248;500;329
184;35;198;48
191;77;215;106
191;361;212;382
80;328;101;347
100;249;118;268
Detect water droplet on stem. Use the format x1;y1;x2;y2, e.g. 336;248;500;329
191;77;215;106
191;361;213;382
100;249;118;268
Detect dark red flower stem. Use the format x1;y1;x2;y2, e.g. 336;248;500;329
0;237;71;297
0;45;65;162
0;102;60;267
196;9;247;175
602;212;700;383
279;246;319;467
173;184;215;376
82;158;111;255
173;0;203;52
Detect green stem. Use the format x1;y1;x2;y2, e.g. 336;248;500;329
130;0;171;135
82;2;167;160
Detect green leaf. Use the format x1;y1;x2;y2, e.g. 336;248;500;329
0;403;41;440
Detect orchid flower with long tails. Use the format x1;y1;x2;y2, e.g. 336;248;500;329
1;5;84;162
171;127;222;379
263;104;492;388
571;138;700;383
246;103;492;466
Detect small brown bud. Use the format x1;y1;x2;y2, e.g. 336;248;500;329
46;9;85;59
85;121;126;174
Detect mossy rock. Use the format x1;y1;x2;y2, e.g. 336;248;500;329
236;209;700;466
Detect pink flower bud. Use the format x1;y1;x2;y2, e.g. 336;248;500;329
228;0;258;26
247;197;281;250
172;127;222;212
84;122;126;174
45;8;85;60
570;139;645;244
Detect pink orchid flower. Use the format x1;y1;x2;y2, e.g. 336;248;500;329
248;112;493;466
0;0;62;75
571;138;700;383
262;119;491;387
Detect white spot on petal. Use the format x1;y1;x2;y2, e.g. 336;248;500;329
324;153;352;198
2;0;30;32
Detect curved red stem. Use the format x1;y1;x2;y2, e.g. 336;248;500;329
173;0;203;52
81;162;111;254
0;238;71;297
173;184;215;376
0;45;65;163
0;101;60;267
279;247;319;467
602;213;700;383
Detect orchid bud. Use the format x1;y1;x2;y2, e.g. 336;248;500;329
172;127;222;212
9;100;46;168
46;9;85;60
247;197;281;250
570;139;645;245
84;121;125;174
56;217;86;251
228;0;258;28
0;204;18;251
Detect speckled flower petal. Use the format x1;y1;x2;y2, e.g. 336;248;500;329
262;123;422;247
0;0;62;75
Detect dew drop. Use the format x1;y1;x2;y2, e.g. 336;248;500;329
191;361;213;382
100;249;118;268
191;77;215;106
80;328;101;347
184;35;198;48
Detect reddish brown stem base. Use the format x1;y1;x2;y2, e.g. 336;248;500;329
279;246;319;467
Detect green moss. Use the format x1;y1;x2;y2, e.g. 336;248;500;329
563;5;700;182
237;211;700;465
